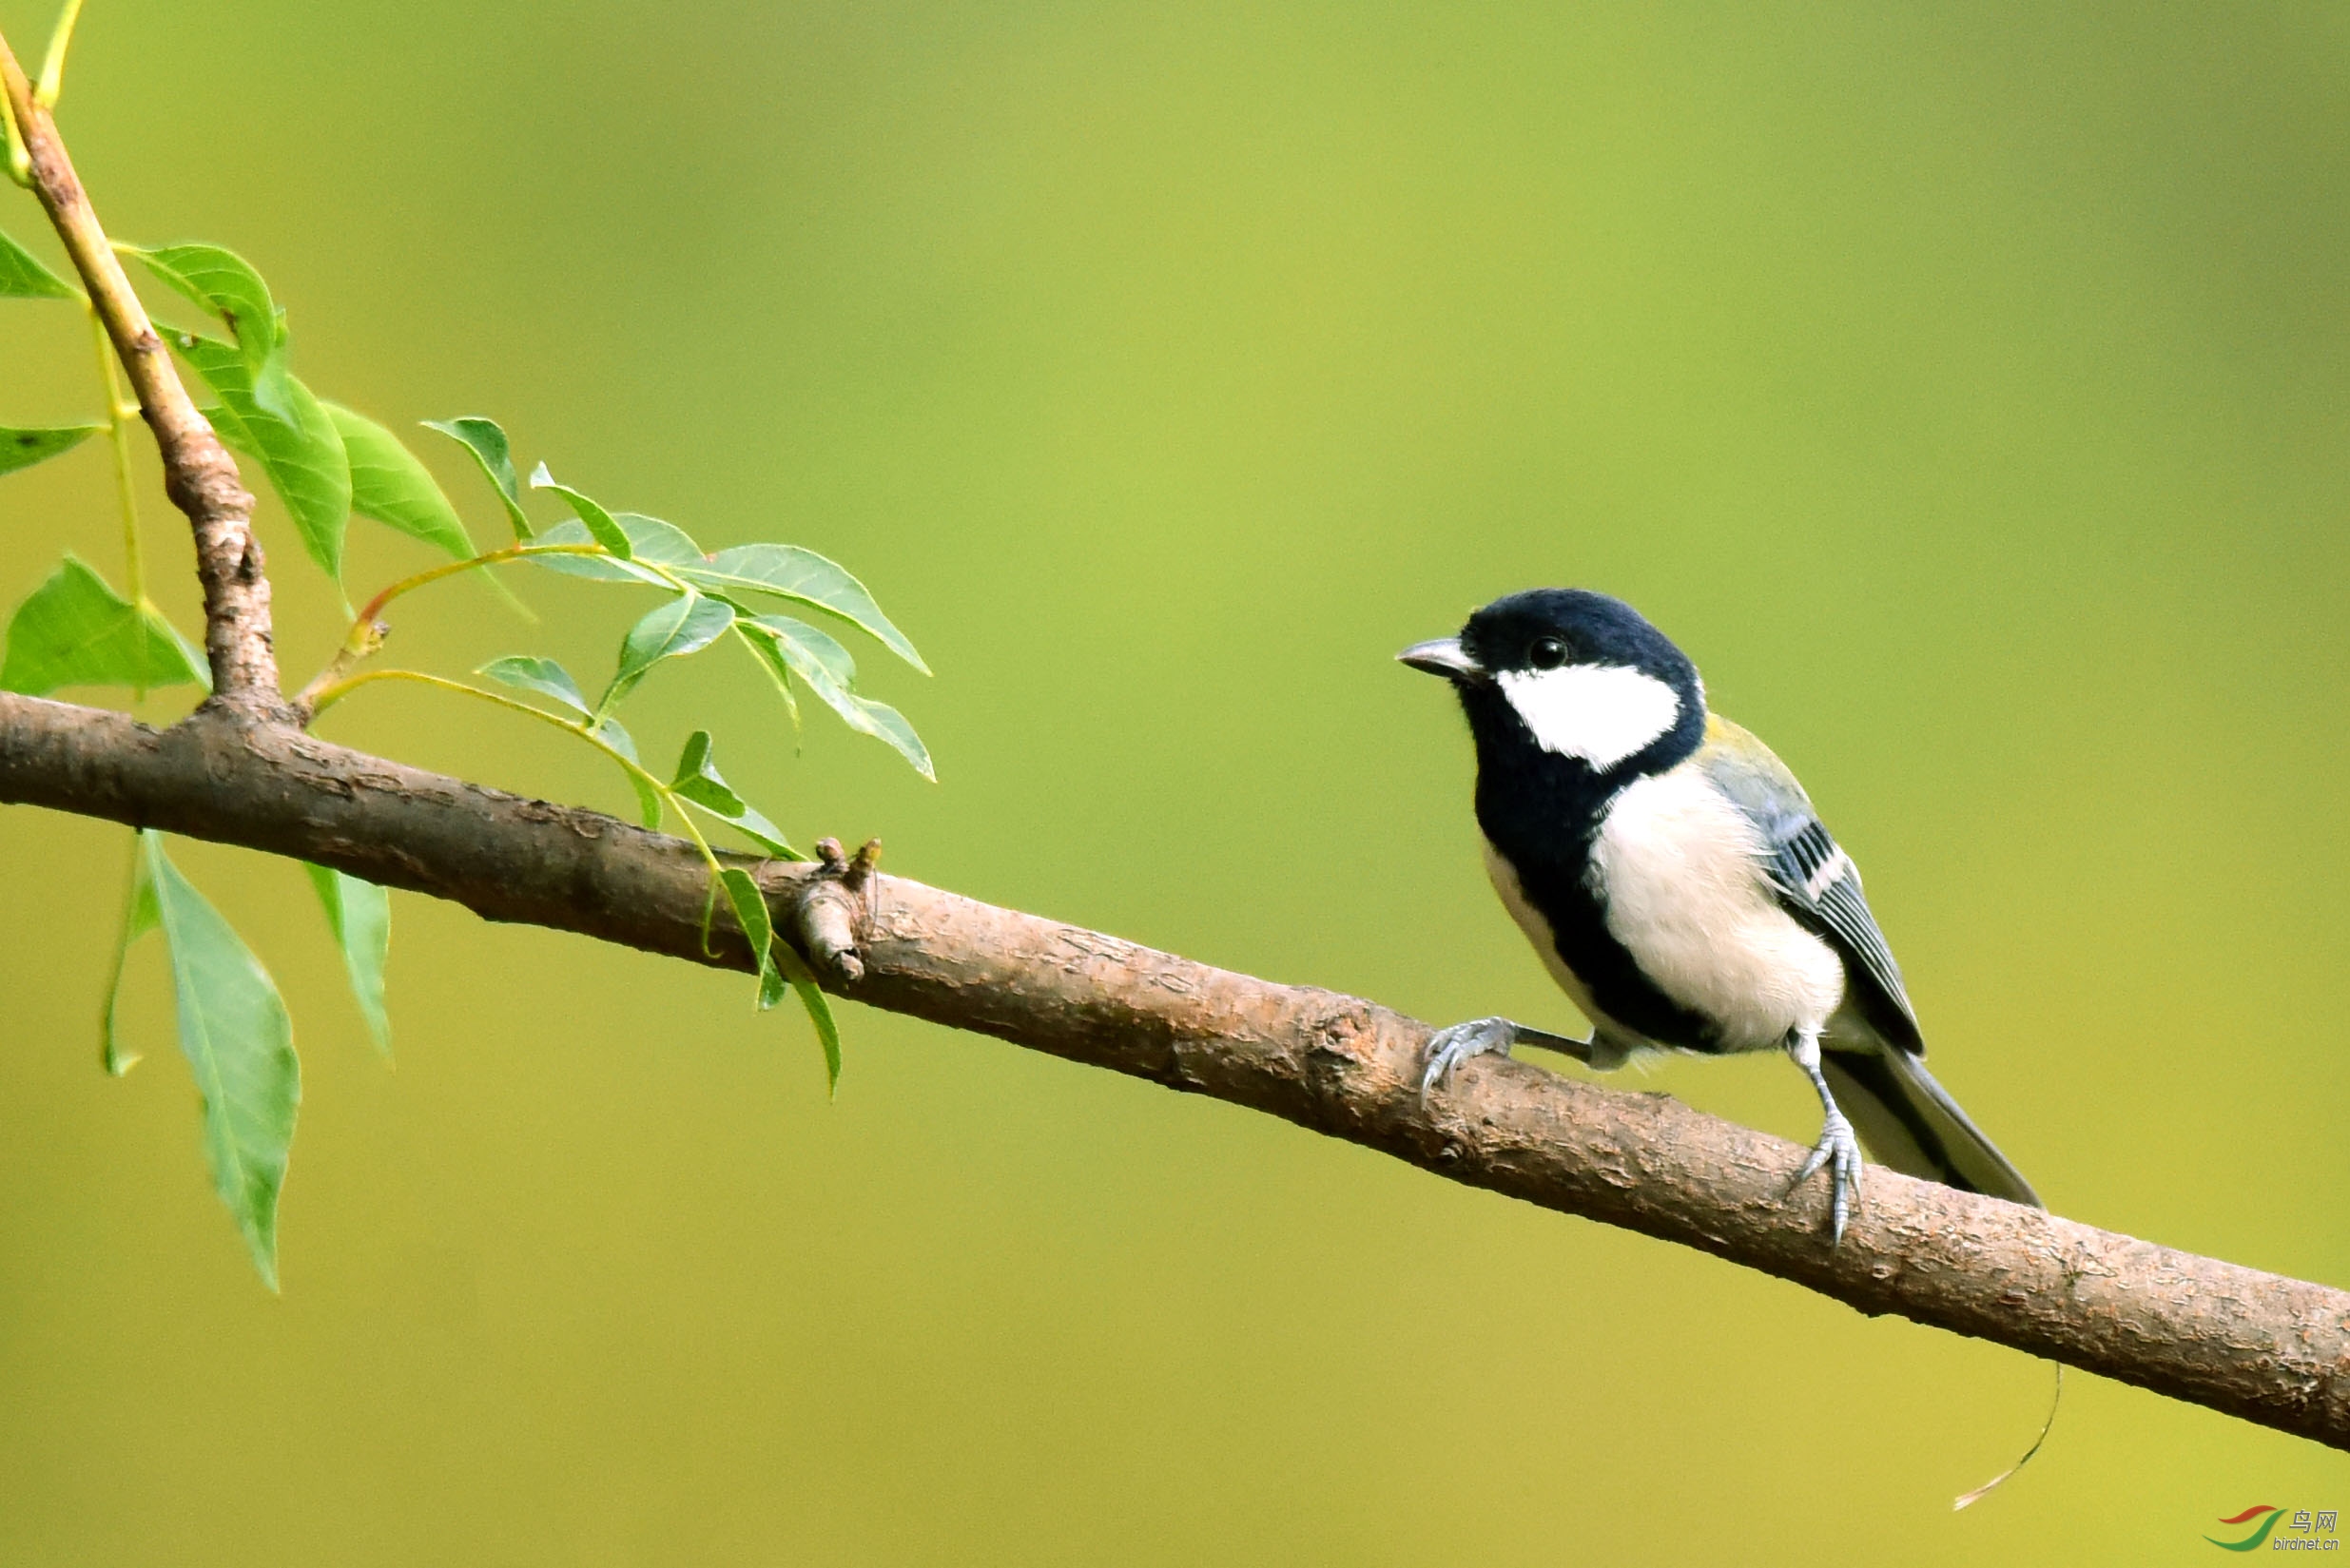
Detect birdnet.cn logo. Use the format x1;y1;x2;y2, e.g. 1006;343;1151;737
2205;1506;2340;1552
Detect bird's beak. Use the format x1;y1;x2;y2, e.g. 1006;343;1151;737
1396;636;1485;682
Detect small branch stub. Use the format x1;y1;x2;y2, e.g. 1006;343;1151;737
792;836;881;984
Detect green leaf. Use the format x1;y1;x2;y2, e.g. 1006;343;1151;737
603;591;733;709
585;713;662;827
676;545;926;673
102;839;161;1074
325;403;476;562
0;422;102;477
139;832;300;1290
0;554;208;696
739;614;933;780
757;610;854;685
134;242;282;356
422;416;532;541
0;228;75;299
476;654;591;717
670;729;795;856
172;332;350;580
197;405;250;458
133;243;293;419
531;512;705;583
479;656;658;823
527;462;632;559
304;864;391;1056
670;729;744;813
776;943;842;1091
716;867;784;1012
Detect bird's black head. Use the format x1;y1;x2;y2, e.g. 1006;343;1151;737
1399;589;1707;790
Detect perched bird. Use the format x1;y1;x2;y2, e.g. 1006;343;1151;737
1399;588;2038;1241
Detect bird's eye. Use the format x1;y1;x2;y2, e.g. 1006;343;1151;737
1528;636;1568;669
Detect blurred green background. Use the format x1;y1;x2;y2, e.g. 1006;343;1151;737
3;1;2347;1560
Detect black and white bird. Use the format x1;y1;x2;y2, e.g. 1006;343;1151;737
1400;588;2038;1241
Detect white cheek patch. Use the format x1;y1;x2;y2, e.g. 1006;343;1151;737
1495;663;1681;768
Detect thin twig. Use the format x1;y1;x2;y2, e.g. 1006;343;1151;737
0;28;280;709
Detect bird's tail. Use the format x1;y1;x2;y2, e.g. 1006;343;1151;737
1820;1047;2041;1209
1826;1046;2056;1509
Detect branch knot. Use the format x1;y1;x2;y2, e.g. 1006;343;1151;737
789;837;882;984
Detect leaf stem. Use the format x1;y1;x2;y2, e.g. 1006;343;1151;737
291;541;605;712
301;668;724;871
353;542;583;627
89;300;144;607
0;50;27;186
98;829;146;1074
34;0;84;108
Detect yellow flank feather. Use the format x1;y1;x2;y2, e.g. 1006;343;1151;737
1699;713;1814;809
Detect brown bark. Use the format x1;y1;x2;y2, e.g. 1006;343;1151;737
3;690;2345;1451
0;36;282;711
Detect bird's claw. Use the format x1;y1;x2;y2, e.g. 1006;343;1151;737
1419;1016;1517;1106
1790;1108;1864;1244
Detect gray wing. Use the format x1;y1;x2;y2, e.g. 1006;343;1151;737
1763;817;1921;1050
1697;724;1922;1053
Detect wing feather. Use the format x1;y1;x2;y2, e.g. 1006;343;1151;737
1766;819;1920;1047
1697;718;1921;1052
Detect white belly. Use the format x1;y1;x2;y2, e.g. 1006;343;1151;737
1587;765;1846;1053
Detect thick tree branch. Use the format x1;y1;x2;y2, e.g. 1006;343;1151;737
0;31;281;708
3;691;2345;1451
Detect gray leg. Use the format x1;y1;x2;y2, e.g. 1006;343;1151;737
1419;1017;1594;1106
1787;1030;1864;1244
1510;1024;1597;1061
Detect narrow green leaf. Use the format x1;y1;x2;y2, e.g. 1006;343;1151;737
478;656;657;823
588;714;663;827
476;654;591;717
603;591;733;709
716;867;783;1011
676;545;926;673
0;423;102;477
325;403;476;562
102;838;161;1074
304;864;391;1056
134;242;282;355
171;332;349;580
776;943;842;1090
0;228;75;299
132;243;294;419
527;462;632;559
728;620;806;741
670;730;744;813
140;832;300;1290
0;554;208;695
670;729;795;857
739;614;933;780
422;416;532;540
531;512;705;584
756;610;854;685
591;713;639;763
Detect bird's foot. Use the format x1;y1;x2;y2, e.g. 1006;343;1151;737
1789;1107;1864;1244
1419;1016;1519;1105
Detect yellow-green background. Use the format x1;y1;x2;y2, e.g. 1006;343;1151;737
2;2;2346;1561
